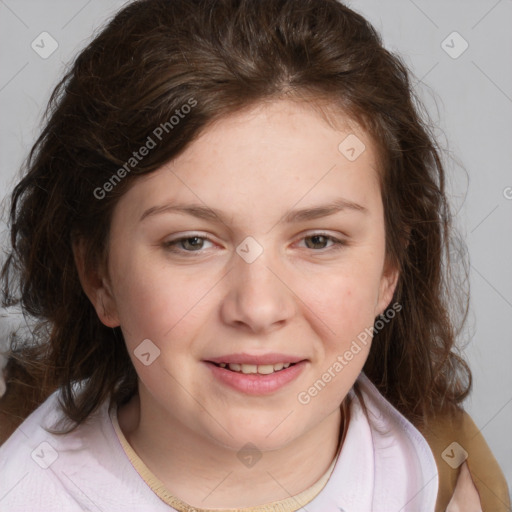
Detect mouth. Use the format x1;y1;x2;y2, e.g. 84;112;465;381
209;361;298;375
204;358;308;395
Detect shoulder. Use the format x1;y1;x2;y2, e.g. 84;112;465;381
0;386;149;511
0;388;83;509
0;386;64;459
418;407;511;512
352;373;439;509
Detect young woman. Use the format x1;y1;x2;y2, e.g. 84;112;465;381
0;0;509;510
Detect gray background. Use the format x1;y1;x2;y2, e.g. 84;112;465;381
1;0;511;495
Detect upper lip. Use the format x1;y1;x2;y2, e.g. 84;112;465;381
205;353;306;365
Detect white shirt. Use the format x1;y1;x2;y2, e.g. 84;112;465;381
0;372;438;511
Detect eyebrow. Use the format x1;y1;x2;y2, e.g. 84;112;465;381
139;197;368;224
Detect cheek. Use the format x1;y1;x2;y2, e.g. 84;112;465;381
319;285;376;330
303;265;383;343
110;253;215;350
108;250;175;341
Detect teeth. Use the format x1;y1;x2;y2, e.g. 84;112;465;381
220;362;295;374
241;364;258;374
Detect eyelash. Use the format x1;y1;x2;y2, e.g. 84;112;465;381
162;233;347;255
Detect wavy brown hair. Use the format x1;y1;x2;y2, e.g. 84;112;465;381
0;0;470;439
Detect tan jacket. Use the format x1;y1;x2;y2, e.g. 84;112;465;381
419;410;511;511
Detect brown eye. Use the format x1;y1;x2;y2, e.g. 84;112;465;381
164;235;214;253
304;235;330;250
298;233;347;252
180;237;205;251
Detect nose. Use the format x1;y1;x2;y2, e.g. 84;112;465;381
220;244;296;334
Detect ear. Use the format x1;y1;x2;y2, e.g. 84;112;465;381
375;259;400;317
72;238;120;328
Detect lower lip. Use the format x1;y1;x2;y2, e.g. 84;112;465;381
204;361;307;395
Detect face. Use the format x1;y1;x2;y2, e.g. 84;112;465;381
85;99;397;452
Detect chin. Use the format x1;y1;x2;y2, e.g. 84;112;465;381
206;414;302;452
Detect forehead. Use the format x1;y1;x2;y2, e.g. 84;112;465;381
115;99;382;225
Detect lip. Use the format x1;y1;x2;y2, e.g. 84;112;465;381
204;360;307;395
205;353;306;365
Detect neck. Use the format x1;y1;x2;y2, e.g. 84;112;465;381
117;388;344;509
